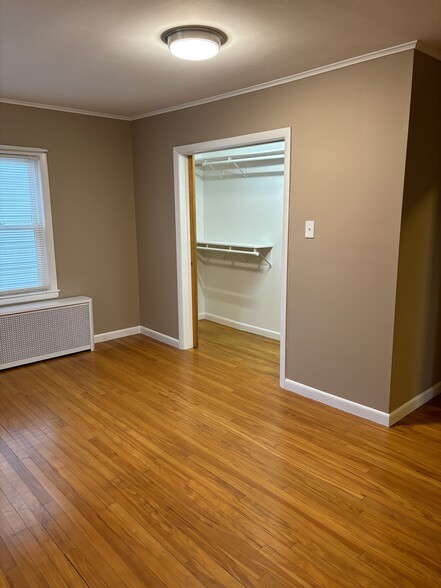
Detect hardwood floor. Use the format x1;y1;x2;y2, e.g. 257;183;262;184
0;320;440;587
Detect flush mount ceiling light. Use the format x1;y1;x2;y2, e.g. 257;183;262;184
161;26;227;61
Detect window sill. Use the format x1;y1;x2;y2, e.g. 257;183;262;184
0;290;60;307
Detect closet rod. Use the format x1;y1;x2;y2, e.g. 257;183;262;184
197;245;260;255
197;245;272;267
196;153;284;167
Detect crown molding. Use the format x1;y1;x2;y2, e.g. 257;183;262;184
0;97;131;121
131;41;417;121
0;41;417;122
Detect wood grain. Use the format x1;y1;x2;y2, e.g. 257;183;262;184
0;319;440;587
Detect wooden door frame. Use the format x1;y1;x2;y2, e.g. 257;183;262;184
173;128;291;387
187;155;199;348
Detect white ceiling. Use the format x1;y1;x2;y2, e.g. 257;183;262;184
1;0;440;118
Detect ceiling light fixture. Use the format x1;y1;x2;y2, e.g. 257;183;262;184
161;26;227;61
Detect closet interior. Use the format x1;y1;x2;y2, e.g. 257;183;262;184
195;141;285;340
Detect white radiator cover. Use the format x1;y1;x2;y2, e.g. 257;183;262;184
0;296;94;370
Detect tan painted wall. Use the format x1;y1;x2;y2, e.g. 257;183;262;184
0;103;140;334
132;51;414;412
390;52;441;411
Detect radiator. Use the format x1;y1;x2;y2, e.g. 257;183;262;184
0;296;94;370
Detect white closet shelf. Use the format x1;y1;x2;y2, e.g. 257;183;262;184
196;242;273;267
195;150;284;167
197;241;272;249
196;151;284;180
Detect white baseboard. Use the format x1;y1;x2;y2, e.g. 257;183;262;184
94;324;180;349
201;312;280;341
283;378;441;427
389;381;441;426
283;378;389;426
140;326;180;348
94;326;141;343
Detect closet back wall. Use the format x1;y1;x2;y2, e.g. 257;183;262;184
0;103;140;335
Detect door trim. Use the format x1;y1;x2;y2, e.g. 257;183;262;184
173;128;291;387
188;155;199;348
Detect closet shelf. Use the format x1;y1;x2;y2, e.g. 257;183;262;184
197;241;273;267
196;150;284;167
195;150;285;179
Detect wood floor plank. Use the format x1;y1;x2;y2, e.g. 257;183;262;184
4;534;50;588
2;565;32;588
0;571;10;588
0;320;440;586
0;538;15;576
107;477;247;587
22;457;166;588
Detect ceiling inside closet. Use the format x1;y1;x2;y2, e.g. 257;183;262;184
1;0;441;118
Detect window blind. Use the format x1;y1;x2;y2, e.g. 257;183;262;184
0;155;50;297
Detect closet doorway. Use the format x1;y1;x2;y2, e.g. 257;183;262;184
173;128;291;386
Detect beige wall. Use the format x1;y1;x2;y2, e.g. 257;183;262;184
132;51;414;412
0;103;140;334
390;52;441;411
0;51;420;413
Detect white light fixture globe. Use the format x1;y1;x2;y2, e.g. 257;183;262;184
162;26;227;61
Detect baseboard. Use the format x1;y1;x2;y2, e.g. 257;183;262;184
94;326;141;343
389;381;441;426
198;312;205;320
94;324;180;349
202;313;280;341
283;378;389;426
140;326;180;348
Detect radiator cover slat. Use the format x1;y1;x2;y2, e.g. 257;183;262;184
0;296;94;370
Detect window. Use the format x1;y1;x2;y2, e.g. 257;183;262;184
0;146;58;306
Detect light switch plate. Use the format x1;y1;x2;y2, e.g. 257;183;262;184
305;220;315;238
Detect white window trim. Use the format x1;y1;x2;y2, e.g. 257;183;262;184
0;145;59;306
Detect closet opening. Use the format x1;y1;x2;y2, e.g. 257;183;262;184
173;128;291;387
194;141;284;343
